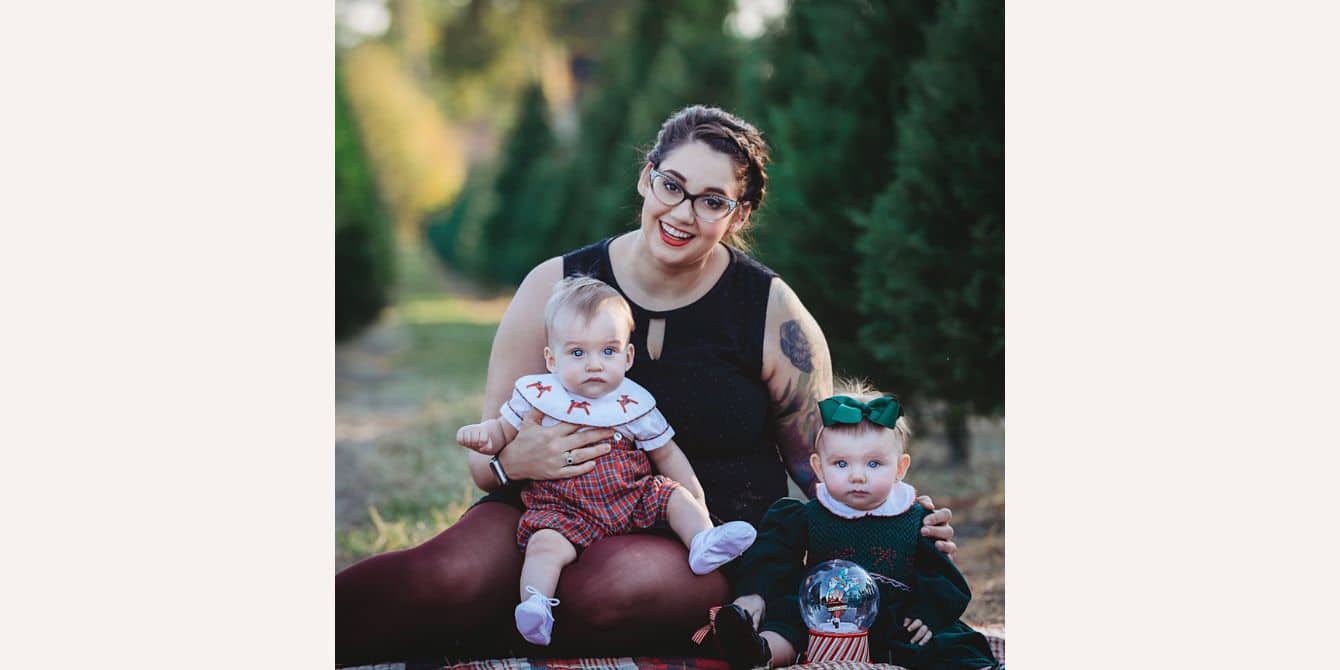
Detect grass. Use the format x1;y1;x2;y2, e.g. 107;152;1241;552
335;240;510;569
335;242;1004;627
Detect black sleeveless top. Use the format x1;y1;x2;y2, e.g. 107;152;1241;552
564;237;784;526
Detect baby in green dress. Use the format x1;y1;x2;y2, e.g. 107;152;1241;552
712;381;999;670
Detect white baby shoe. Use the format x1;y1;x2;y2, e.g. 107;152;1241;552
515;585;561;646
688;521;758;575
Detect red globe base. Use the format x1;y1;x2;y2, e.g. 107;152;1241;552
804;629;870;663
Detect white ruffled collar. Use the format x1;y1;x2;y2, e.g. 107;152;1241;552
512;373;657;428
815;481;918;518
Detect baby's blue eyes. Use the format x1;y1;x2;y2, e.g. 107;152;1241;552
832;460;883;469
569;347;621;358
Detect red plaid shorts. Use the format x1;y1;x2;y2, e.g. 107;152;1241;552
517;432;682;549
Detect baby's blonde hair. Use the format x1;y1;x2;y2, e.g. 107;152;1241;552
543;276;635;342
815;376;913;454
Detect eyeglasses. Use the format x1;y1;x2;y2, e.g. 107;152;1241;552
649;168;740;222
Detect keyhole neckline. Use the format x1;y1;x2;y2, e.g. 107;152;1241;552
597;235;738;318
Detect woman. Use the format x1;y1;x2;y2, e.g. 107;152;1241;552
336;105;957;665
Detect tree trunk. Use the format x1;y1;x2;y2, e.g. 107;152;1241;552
945;405;970;466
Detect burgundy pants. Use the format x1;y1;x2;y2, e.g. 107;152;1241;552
335;498;730;666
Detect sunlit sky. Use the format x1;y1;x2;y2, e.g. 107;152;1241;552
337;0;390;47
728;0;788;39
336;0;788;47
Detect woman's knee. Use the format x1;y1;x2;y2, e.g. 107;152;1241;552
560;534;728;629
405;502;524;608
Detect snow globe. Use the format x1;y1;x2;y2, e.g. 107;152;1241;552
798;560;879;662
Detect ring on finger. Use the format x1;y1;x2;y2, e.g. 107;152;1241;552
564;450;574;466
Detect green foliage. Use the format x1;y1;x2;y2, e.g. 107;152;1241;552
749;0;939;381
477;84;559;284
536;0;676;256
336;62;395;341
565;0;743;247
340;41;465;236
856;0;1005;417
427;0;746;280
422;85;559;287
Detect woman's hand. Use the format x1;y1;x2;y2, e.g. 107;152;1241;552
917;495;957;557
498;408;614;481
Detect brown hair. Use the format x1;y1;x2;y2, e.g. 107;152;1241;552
543;275;635;341
644;105;771;250
816;377;914;454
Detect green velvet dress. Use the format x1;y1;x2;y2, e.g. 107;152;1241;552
733;491;999;670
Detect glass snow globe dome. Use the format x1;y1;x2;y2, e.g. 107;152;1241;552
799;559;880;633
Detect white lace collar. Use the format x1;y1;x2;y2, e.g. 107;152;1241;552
512;373;657;428
814;481;918;519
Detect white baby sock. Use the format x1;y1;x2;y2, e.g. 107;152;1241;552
515;585;561;646
688;521;757;575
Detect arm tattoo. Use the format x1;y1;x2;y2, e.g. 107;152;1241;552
774;370;821;497
773;318;828;497
780;320;814;373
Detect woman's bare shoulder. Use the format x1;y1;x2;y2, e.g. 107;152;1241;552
488;257;563;379
506;257;564;316
482;256;565;423
523;255;565;290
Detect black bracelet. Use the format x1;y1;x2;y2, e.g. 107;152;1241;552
488;455;509;486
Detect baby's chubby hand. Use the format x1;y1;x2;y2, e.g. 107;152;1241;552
731;594;765;630
903;618;932;646
456;423;497;454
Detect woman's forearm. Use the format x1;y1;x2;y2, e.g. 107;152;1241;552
467;258;560;493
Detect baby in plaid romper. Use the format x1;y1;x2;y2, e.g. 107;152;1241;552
457;276;757;647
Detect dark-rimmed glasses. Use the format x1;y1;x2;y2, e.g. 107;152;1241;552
649;168;740;222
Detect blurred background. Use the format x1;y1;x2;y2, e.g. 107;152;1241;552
336;0;1003;628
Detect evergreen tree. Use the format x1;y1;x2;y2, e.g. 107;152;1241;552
856;0;1004;463
423;167;498;280
501;0;743;274
477;83;557;284
547;0;674;253
336;62;396;341
616;0;743;178
749;0;938;378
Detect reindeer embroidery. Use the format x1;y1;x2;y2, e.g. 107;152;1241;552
526;381;553;398
567;400;591;415
870;546;899;572
617;394;639;412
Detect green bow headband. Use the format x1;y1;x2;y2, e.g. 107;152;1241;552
817;395;903;429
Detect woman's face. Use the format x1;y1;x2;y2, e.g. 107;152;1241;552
636;140;750;265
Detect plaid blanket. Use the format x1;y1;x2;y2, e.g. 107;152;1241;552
342;629;1004;670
